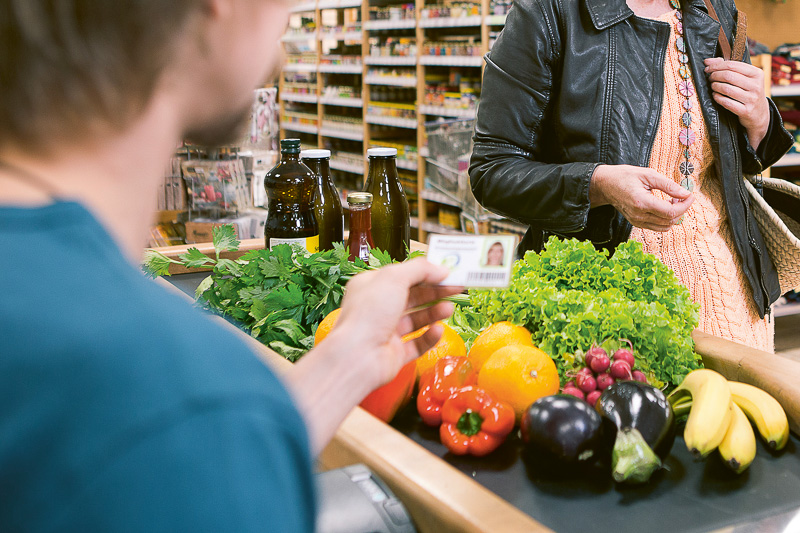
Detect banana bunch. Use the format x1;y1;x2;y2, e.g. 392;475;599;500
668;369;789;474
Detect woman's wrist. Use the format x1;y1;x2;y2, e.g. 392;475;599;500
589;164;610;208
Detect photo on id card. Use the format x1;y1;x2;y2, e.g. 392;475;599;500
426;234;517;288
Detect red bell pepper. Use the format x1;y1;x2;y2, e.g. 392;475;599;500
417;356;477;426
359;360;416;423
440;386;515;457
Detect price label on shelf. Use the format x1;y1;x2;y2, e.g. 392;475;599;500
427;234;517;288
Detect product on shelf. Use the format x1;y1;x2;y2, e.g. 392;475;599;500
422;37;481;57
369;4;415;21
420;2;481;18
489;0;513;15
320;54;363;66
322;85;362;99
368;37;417;58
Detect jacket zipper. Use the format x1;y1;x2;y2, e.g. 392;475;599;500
728;120;771;316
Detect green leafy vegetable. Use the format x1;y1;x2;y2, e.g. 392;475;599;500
467;237;702;389
142;225;414;361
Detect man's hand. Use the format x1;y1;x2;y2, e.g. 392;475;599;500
286;258;463;454
704;58;770;149
333;258;462;385
589;164;694;232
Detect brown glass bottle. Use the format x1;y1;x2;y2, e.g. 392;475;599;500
363;147;410;261
346;192;375;263
263;139;319;252
301;149;344;251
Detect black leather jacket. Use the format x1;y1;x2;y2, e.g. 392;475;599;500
469;0;794;317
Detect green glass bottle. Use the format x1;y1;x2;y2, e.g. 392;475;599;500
263;139;319;252
301;149;344;251
364;147;410;261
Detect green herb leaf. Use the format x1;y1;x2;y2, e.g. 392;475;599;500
179;248;215;268
141;249;181;278
195;275;214;300
212;225;240;258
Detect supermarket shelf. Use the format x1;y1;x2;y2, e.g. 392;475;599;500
364;19;417;31
365;56;418;66
419;55;483;67
319;63;363;74
289;1;316;13
773;152;800;167
410;217;466;235
770;85;800;98
319;30;363;41
418;105;476;119
319;126;364;141
484;14;508;25
365;75;417;87
281;32;317;43
320;96;363;107
318;0;362;8
281;93;318;104
280;121;319;134
775;301;800;318
365;115;418;129
419;16;482;28
330;160;365;174
397;159;419;171
283;63;318;73
421;189;460;208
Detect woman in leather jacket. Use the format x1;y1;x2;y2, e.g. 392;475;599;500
469;0;793;351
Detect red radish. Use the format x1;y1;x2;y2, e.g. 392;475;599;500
586;390;602;407
584;345;606;368
577;366;593;378
596;373;616;390
562;387;585;400
632;370;648;384
613;348;635;368
590;352;611;373
576;373;597;393
609;360;632;380
564;380;576;389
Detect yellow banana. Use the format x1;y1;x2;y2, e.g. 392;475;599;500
668;369;733;458
718;402;757;474
729;381;789;451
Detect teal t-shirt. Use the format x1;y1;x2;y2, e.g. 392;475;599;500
0;201;315;532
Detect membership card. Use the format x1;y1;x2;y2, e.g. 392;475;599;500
427;234;517;288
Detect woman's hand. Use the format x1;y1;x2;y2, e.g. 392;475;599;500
704;58;770;149
589;164;694;232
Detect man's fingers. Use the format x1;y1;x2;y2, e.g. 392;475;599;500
389;257;451;288
400;301;455;336
405;322;444;360
406;284;463;310
644;172;691;200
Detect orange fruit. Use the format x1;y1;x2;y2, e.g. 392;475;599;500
314;308;431;346
415;322;467;379
314;308;342;345
478;345;560;421
468;321;534;372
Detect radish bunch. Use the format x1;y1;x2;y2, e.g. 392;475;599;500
561;341;648;407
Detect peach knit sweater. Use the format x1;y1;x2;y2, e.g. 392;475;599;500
629;11;774;352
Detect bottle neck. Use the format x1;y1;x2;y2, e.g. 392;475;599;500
366;157;398;186
281;151;301;162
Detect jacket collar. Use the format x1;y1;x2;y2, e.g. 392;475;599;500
585;0;710;30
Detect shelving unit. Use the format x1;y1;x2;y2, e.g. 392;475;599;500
279;0;513;239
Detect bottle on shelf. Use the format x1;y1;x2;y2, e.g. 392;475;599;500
364;147;410;261
346;192;376;263
263;138;320;252
300;149;344;251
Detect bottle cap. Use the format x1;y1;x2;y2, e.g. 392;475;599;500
347;192;373;205
367;147;397;157
300;149;331;159
280;138;302;153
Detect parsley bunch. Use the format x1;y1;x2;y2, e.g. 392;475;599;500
468;237;702;389
143;226;423;361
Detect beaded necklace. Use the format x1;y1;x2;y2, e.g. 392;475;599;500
670;0;696;222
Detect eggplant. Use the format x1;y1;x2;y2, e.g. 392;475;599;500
596;381;676;484
521;395;605;465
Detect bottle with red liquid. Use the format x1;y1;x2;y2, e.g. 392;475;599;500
347;192;375;263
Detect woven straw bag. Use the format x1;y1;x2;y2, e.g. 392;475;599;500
743;177;800;294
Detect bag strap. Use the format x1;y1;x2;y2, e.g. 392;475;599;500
701;0;748;61
702;0;732;60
